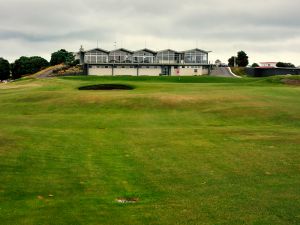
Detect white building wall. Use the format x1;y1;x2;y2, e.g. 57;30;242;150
202;68;209;75
139;68;161;76
171;66;204;76
87;65;208;76
89;67;112;76
260;62;277;67
114;68;137;76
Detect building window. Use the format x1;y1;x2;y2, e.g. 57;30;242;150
184;50;208;64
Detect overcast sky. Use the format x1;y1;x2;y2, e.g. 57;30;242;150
0;0;299;65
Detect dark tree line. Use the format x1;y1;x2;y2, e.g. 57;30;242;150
11;56;49;79
0;49;78;80
227;51;296;69
276;62;295;68
0;58;10;80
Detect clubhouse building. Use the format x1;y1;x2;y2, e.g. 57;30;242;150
77;47;212;76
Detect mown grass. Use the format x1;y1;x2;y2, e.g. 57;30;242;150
62;75;258;83
0;76;299;225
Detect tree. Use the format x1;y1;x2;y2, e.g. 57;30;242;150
228;56;235;67
276;62;295;68
11;56;49;79
30;56;49;73
215;59;221;65
251;63;259;68
0;57;10;80
228;51;249;67
236;51;249;67
50;49;75;66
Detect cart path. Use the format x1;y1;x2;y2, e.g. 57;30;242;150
210;67;240;77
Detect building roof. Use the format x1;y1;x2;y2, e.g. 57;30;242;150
157;49;180;53
258;66;276;68
260;62;278;64
84;48;110;54
182;48;211;53
134;48;157;54
110;48;133;54
80;47;211;55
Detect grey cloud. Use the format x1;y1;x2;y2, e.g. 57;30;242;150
0;0;299;64
0;28;113;42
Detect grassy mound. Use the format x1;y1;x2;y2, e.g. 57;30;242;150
230;67;248;76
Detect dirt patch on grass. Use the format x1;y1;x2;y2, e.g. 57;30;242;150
0;83;41;89
116;197;139;203
78;84;134;90
282;79;300;86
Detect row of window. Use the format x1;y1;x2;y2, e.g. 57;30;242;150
89;65;160;69
89;65;202;69
180;66;202;69
85;58;208;64
84;51;208;64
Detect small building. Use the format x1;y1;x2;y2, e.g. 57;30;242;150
77;47;211;76
260;62;278;68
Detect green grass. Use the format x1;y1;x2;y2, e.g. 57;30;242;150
0;76;299;225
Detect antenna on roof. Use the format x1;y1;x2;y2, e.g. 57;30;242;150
79;45;84;52
114;41;117;50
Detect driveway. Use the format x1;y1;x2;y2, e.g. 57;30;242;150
210;67;238;77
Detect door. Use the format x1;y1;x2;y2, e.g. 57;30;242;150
161;66;170;76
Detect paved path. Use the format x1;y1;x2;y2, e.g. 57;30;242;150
37;68;54;78
210;67;238;77
31;64;65;79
